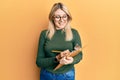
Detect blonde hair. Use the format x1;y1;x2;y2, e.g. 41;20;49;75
47;2;73;41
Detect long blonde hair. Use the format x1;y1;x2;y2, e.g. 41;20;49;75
47;2;73;41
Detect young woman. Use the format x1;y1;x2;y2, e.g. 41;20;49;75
36;2;83;80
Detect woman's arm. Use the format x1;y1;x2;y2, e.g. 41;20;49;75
36;30;56;68
71;29;83;64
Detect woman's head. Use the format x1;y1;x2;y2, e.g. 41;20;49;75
49;2;72;30
47;2;73;41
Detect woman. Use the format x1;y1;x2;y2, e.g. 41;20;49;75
36;2;83;80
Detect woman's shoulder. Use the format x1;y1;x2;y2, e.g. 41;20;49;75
41;29;48;33
39;29;48;38
71;28;81;37
40;29;48;35
71;28;78;33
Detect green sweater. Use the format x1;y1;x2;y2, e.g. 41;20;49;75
36;28;83;74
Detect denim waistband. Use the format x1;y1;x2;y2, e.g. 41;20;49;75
40;68;75;80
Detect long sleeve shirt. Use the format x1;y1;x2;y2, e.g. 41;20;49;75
36;28;83;74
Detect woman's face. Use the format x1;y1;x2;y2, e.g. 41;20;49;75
53;9;68;30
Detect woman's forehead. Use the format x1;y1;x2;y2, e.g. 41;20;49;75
54;9;66;15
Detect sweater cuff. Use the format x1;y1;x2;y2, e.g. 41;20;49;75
53;57;59;63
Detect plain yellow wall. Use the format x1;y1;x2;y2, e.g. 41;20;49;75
0;0;120;80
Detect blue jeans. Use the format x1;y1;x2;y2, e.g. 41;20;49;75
40;68;75;80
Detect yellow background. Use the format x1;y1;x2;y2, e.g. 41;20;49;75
0;0;120;80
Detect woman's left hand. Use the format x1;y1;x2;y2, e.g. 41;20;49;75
60;57;74;65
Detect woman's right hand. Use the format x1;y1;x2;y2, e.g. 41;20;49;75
56;49;70;61
60;49;70;57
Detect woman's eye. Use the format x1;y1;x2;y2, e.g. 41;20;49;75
56;16;60;18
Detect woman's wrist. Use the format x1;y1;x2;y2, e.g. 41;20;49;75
56;55;61;61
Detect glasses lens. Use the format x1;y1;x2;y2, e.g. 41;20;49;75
54;15;67;20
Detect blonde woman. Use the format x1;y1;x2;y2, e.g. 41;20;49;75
36;2;83;80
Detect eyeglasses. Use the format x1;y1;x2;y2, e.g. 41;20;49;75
53;15;68;21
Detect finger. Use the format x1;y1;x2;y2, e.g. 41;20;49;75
60;52;65;57
61;52;67;57
66;57;72;60
65;49;70;52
